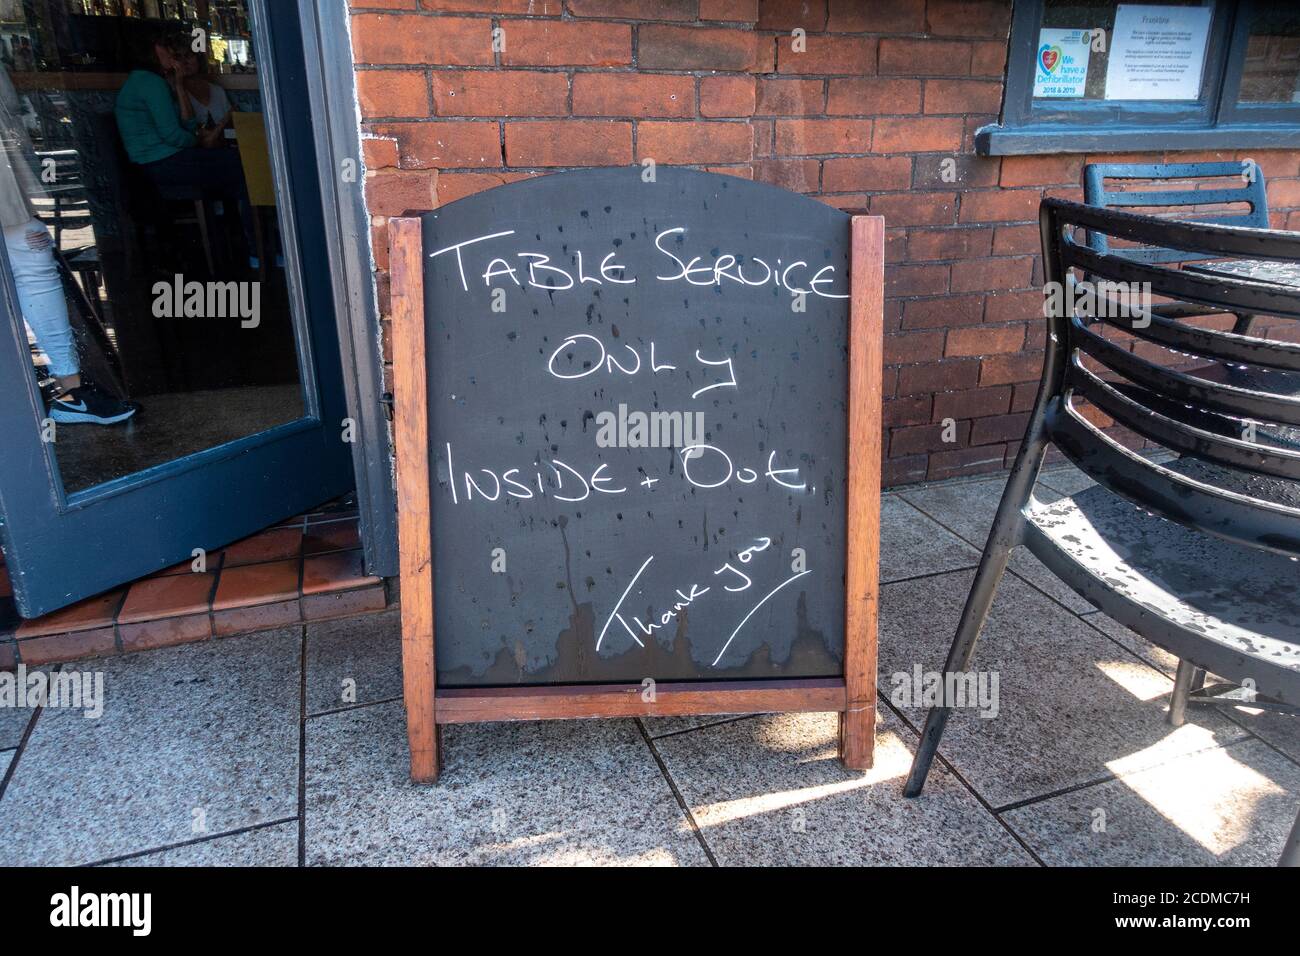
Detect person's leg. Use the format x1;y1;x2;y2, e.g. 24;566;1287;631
200;147;250;202
143;148;255;267
3;218;78;390
199;148;256;264
140;147;209;198
4;218;136;425
143;147;248;202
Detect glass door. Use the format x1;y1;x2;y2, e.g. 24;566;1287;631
0;0;353;617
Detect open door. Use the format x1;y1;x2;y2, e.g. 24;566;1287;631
0;1;352;618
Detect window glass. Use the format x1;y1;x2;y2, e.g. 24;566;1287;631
1236;8;1300;104
1034;0;1217;103
0;1;305;494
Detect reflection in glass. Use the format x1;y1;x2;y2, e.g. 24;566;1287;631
0;0;303;494
1237;9;1300;104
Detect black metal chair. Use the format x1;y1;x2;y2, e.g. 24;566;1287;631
32;148;95;251
1083;161;1271;335
903;198;1300;867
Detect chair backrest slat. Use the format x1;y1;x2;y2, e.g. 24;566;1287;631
1096;309;1300;373
1066;235;1300;320
1045;396;1300;554
1071;316;1300;426
1066;196;1300;258
1083;161;1271;265
1100;188;1252;209
1070;358;1300;481
1039;198;1300;557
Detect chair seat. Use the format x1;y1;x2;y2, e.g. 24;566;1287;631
62;245;98;267
1023;481;1300;705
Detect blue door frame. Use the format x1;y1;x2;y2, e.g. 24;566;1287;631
0;0;354;618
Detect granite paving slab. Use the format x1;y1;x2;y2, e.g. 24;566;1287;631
642;714;758;738
107;821;299;867
652;708;1036;865
1003;739;1300;865
900;477;1102;613
305;700;709;866
0;698;33;751
1077;618;1300;765
305;608;402;715
878;494;981;583
1079;611;1180;676
1036;463;1097;497
0;628;301;865
1226;710;1300;765
878;569;1247;808
0;665;52;749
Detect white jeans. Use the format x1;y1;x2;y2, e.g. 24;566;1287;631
3;217;76;378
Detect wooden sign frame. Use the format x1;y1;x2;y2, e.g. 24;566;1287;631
390;212;884;784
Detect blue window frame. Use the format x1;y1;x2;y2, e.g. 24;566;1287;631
980;0;1300;155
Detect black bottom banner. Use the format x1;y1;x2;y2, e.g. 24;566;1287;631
2;865;1286;941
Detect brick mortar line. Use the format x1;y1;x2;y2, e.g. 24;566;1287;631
351;10;997;42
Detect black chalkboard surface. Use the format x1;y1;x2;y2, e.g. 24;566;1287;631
420;167;852;687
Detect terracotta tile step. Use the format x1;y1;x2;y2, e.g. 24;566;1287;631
1;514;386;668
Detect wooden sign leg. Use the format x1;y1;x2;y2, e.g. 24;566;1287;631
390;217;439;783
840;215;884;770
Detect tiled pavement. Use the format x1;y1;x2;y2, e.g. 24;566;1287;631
1;465;1297;866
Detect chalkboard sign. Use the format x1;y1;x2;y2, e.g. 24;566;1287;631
390;168;883;782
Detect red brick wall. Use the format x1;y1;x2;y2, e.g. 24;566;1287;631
349;0;1300;486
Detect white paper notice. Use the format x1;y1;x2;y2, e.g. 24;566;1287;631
1033;28;1092;98
1104;4;1213;101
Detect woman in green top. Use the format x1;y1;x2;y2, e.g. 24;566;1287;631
114;31;248;257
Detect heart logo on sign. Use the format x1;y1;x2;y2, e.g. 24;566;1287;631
1039;44;1061;74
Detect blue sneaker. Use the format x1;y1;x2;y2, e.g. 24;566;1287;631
48;385;137;425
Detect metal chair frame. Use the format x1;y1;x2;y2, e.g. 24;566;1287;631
1083;161;1272;335
903;198;1300;867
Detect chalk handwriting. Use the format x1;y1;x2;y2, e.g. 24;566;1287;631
442;444;809;504
595;538;812;666
712;569;814;666
546;334;739;399
428;227;848;299
429;212;839;674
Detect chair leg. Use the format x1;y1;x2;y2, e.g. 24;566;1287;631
252;206;267;280
1281;804;1300;867
903;536;1016;797
194;200;216;276
1168;658;1195;727
902;421;1051;798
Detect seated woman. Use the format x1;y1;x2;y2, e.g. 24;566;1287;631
181;47;232;130
114;31;249;257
